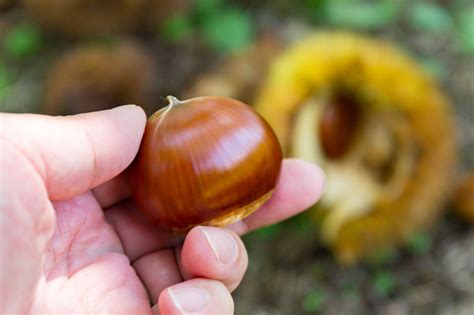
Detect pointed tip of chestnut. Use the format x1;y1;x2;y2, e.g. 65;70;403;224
130;96;283;232
166;95;181;106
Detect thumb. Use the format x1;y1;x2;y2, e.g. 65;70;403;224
0;105;146;200
0;105;145;312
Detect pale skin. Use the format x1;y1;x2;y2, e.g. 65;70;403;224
0;105;325;314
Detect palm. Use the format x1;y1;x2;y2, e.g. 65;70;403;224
30;192;150;313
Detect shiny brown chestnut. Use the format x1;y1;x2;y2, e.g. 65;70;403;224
130;96;283;231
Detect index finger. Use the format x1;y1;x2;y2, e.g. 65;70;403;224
228;158;325;235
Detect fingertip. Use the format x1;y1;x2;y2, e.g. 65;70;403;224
281;158;326;209
182;227;242;269
101;104;147;173
181;227;248;291
181;227;220;272
108;104;147;143
157;279;234;315
159;287;202;315
157;289;177;315
111;104;146;118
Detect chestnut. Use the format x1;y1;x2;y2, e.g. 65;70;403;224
453;172;474;224
130;96;283;231
319;95;360;159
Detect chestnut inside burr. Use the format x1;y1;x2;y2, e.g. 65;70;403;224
319;94;360;160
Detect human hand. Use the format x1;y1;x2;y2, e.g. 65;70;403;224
0;105;325;314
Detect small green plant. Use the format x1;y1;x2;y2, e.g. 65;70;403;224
287;212;315;235
409;2;453;34
161;0;255;54
161;15;194;42
4;24;42;57
200;7;254;53
456;8;474;54
253;223;281;239
195;0;225;17
315;0;402;30
407;232;433;255
301;288;327;312
372;270;396;298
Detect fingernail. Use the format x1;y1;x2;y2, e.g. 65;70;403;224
200;227;238;264
168;286;209;313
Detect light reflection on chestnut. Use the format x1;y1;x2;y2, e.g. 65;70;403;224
130;96;283;231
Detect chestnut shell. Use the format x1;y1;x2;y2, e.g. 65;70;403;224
41;43;157;115
130;96;283;231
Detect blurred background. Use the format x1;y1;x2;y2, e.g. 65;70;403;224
1;0;473;314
